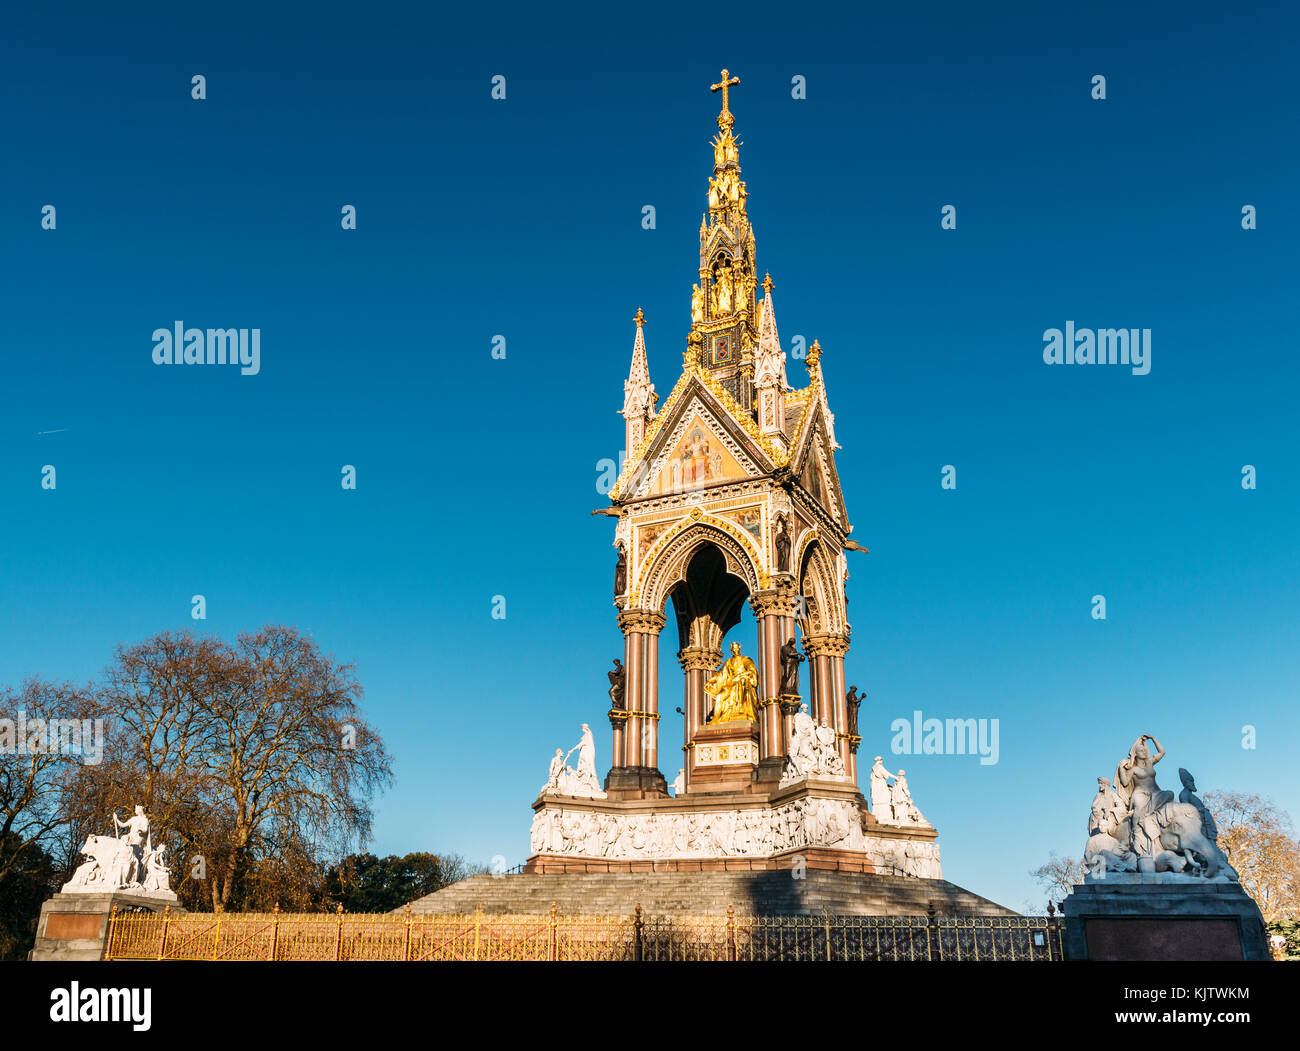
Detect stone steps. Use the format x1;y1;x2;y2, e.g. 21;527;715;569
404;872;1016;917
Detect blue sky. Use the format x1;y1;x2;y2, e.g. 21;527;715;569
1;2;1296;911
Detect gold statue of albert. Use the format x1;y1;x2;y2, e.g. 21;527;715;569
705;642;759;723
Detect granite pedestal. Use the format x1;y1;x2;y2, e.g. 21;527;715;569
29;891;182;962
1062;877;1269;961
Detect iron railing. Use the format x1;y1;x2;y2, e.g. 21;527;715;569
104;901;1063;962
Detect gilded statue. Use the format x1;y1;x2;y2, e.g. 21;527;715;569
705;642;758;723
691;283;704;322
715;270;733;314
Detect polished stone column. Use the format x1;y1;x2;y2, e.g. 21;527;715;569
749;584;803;768
803;632;852;776
678;646;721;792
611;608;667;792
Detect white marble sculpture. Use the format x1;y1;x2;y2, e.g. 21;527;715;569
539;724;607;799
529;796;942;879
779;704;848;786
671;769;685;795
61;806;176;900
868;756;928;826
1083;734;1239;882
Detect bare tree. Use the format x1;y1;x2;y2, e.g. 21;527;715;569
69;626;392;912
1029;851;1084;909
1205;790;1300;924
0;679;92;895
67;632;226;877
198;626;391;910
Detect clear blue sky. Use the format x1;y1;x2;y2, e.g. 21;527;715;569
2;1;1296;911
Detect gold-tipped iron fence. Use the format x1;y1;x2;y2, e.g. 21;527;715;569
105;902;1063;961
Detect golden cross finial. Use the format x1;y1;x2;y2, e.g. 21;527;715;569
710;69;741;128
633;307;646;327
762;272;773;293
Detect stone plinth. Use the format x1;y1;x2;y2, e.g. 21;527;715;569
688;721;761;791
604;764;669;799
530;779;941;879
1062;879;1270;961
29;892;183;962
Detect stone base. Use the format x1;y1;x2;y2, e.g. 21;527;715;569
1062;881;1270;961
687;722;761;792
527;846;876;874
603;765;670;799
29;892;183;962
531;779;942;879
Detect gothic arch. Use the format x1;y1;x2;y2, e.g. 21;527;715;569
638;515;763;615
797;536;845;636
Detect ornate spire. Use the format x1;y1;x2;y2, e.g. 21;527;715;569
692;69;758;408
755;273;786;388
754;274;787;439
622;309;657;452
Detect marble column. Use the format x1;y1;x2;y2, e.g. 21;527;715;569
803;632;852;774
749;583;803;762
616;608;666;770
678;646;721;792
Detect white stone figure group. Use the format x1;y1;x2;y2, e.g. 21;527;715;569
528;798;942;879
541;724;607;799
61;805;175;899
868;757;928;827
1083;734;1239;882
779;704;848;786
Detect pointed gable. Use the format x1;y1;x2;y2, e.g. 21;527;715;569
789;400;849;528
611;371;782;501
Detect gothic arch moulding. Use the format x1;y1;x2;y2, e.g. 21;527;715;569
636;514;763;614
797;536;846;637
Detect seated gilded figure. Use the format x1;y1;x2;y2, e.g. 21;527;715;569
705;642;759;723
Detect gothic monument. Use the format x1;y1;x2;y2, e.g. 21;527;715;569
526;71;941;882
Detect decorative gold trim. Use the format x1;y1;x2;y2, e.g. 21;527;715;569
693;366;788;466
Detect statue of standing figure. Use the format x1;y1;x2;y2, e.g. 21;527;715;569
774;515;791;574
544;748;567;794
869;757;894;820
114;805;149;849
778;637;801;698
845;686;862;739
613;545;627;597
868;757;927;826
569;724;599;788
541;724;607;799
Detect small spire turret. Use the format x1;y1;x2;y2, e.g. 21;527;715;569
621;308;657;454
